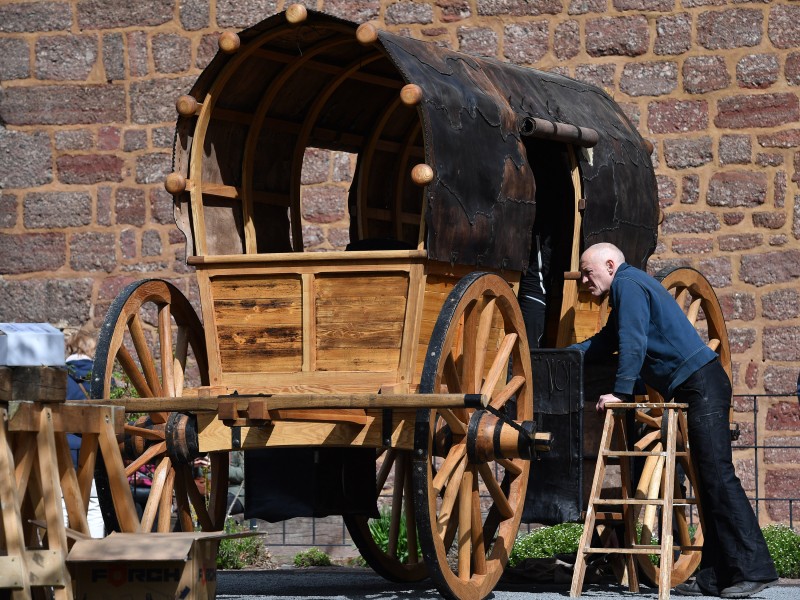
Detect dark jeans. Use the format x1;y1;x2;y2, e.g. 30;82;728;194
673;358;777;586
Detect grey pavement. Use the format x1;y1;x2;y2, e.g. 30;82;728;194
217;568;798;600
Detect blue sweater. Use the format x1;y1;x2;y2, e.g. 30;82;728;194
574;263;718;399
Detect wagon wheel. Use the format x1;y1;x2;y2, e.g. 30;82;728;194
91;279;217;533
414;272;533;600
343;449;428;582
631;267;730;586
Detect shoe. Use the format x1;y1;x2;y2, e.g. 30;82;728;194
675;579;719;596
720;579;778;599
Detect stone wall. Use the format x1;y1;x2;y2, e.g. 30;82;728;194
1;0;799;401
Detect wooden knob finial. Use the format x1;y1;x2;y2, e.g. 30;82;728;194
286;3;308;24
218;31;241;54
165;172;187;195
176;95;199;116
411;164;434;186
400;84;423;106
356;23;379;45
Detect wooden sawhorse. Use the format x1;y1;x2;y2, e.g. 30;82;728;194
0;366;137;599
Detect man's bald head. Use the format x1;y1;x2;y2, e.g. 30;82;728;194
579;243;626;297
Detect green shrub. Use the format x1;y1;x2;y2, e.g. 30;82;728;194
217;519;265;570
294;547;331;567
367;507;420;563
509;523;583;567
763;525;800;578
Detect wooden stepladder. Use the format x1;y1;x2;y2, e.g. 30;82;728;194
571;403;700;600
0;366;136;599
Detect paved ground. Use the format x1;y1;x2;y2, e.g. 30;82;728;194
217;568;798;600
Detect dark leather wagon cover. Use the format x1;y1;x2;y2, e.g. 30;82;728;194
379;32;658;271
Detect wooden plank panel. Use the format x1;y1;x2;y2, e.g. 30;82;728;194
211;276;302;299
317;322;404;349
316;295;407;318
316;274;409;299
219;353;301;372
316;348;400;371
214;298;302;325
217;326;301;349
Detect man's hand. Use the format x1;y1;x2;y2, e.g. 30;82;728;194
596;393;624;413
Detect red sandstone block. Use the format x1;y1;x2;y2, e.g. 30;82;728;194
648;99;708;134
707;171;767;207
504;22;549;64
553;20;580;60
654;13;690;56
437;0;471;22
477;0;561;16
697;8;762;50
301;185;347;224
715;93;800;129
719;233;762;252
682;55;730;95
70;232;116;273
620;61;677;97
0;232;65;274
740;249;800;286
768;4;800;49
661;210;720;234
762;289;800;321
0;84;126;125
386;1;434;24
457;26;498;57
736;54;779;90
763;366;799;395
718;291;756;321
757;129;800;149
57;154;124;185
585;16;648;57
752;211;786;230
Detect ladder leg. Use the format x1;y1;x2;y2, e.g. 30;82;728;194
570;409;615;597
659;409;678;600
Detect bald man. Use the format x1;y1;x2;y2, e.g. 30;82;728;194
572;243;776;599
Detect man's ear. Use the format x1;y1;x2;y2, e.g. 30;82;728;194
606;259;614;274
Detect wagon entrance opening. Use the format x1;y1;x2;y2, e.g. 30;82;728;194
521;138;576;349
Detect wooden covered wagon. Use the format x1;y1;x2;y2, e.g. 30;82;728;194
86;5;732;599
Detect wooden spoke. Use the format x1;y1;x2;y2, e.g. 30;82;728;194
117;344;153;398
403;463;419;564
123;425;165;441
473;298;497;388
437;408;468;436
129;313;163;398
124;441;166;478
489;375;525;410
183;466;213;531
477;463;513;519
433;445;467;494
480;332;517;398
415;272;532;600
443;353;462;394
91;279;210;535
173;464;195;532
158;467;176;532
174;326;189;397
471;473;486;576
437;455;468;533
497;458;523;476
462;301;480;393
458;468;473;580
159;303;175;397
686;297;702;325
708;338;720;351
140;457;172;532
376;448;397;492
388;452;406;556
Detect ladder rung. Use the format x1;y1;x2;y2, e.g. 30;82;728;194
594;498;664;506
590;498;698;506
602;450;689;457
593;511;623;521
583;547;667;555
